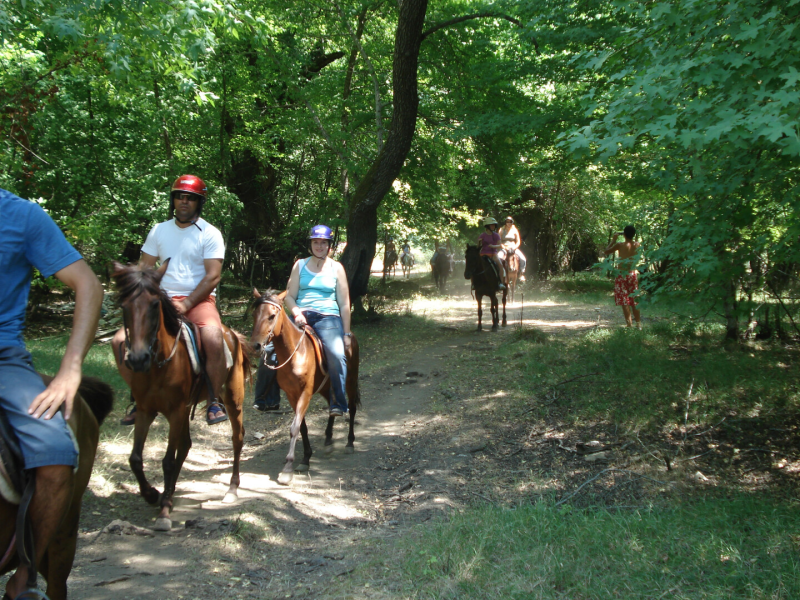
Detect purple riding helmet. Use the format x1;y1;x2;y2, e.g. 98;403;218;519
309;224;334;240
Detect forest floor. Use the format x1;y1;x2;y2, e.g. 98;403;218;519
12;272;800;599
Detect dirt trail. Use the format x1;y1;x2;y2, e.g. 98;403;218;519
53;277;608;599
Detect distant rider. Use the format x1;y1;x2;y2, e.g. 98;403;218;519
478;217;506;290
498;216;527;281
401;239;414;265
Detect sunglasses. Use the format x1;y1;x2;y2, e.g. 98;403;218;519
174;192;198;202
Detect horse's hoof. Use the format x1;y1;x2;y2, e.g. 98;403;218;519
324;443;334;455
154;517;172;531
222;492;238;504
345;445;354;454
277;471;294;486
295;463;309;473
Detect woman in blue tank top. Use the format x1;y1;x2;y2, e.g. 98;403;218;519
285;225;352;416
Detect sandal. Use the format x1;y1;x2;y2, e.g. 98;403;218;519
206;402;228;425
120;404;136;426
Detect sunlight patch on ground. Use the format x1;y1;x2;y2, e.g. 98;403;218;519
524;319;597;329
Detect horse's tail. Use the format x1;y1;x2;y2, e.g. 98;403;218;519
231;329;253;385
78;377;115;425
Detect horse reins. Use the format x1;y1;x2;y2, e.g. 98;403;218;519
256;300;331;394
258;300;307;370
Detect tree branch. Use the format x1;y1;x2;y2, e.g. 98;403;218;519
300;51;346;79
335;0;385;153
420;12;537;54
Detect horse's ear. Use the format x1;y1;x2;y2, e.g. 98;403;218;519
253;288;262;299
109;261;127;278
277;290;288;300
154;258;171;281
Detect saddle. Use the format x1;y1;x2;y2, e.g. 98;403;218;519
481;255;502;282
0;409;25;505
303;325;329;376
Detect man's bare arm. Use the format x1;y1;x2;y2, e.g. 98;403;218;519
29;259;103;420
139;252;158;268
604;235;622;256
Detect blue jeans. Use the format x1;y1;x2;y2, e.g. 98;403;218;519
254;341;281;408
0;346;78;469
297;311;348;413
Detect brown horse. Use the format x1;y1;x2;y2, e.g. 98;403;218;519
431;251;450;294
464;244;508;330
110;261;250;531
501;248;520;303
0;376;113;600
383;250;398;279
250;290;361;485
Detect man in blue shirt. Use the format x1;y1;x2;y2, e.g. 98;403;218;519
0;188;103;599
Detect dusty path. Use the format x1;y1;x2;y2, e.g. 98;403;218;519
47;276;612;599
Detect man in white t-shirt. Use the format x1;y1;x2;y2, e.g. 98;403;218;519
113;175;229;425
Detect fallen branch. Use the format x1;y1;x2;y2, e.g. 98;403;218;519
554;372;601;386
555;468;669;507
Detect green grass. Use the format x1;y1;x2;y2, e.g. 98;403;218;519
399;495;800;599
497;319;799;428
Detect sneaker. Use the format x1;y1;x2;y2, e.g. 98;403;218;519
329;407;345;417
498;283;506;290
254;403;281;412
120;405;136;426
206;402;229;425
520;275;526;282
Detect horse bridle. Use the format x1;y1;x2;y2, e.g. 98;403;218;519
256;300;307;370
120;301;181;369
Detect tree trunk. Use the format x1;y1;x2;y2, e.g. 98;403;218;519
339;0;429;299
724;279;739;341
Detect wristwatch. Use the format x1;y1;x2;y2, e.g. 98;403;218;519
344;332;353;337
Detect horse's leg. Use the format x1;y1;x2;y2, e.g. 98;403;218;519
491;296;499;331
477;294;483;331
155;409;191;531
129;408;159;505
294;417;313;472
502;286;508;327
344;350;360;453
41;496;82;600
322;389;337;454
278;391;311;485
222;358;246;503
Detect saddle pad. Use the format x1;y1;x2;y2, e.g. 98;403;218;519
179;323;234;376
180;322;202;375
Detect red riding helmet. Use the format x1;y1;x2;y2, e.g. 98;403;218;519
169;174;207;220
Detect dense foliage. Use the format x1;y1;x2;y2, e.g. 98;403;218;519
2;0;797;335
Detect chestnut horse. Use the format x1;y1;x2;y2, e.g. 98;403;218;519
383;250;398;279
111;261;250;531
0;376;113;600
250;290;361;485
464;244;508;330
501;248;520;303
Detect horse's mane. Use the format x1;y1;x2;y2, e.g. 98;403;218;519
114;267;182;337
